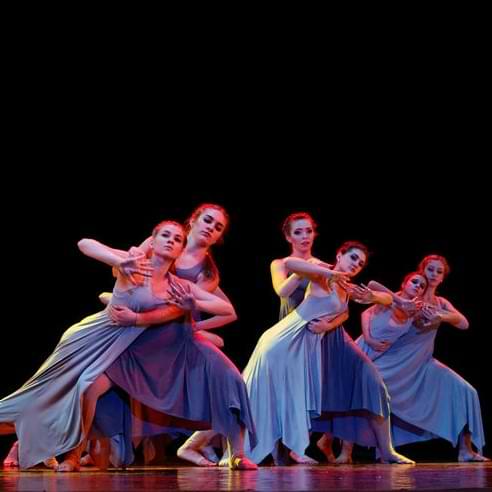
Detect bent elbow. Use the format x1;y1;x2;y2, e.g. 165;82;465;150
78;238;91;253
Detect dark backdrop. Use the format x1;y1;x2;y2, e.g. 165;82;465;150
1;184;488;462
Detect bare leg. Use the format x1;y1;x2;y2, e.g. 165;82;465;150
226;426;257;470
458;431;490;462
317;433;337;463
288;431;318;465
177;431;218;467
58;374;114;472
371;417;414;464
335;440;354;464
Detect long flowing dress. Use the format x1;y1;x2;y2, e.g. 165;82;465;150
356;299;485;452
0;284;156;468
104;274;257;452
243;284;390;464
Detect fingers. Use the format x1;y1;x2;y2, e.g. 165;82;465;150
169;278;187;296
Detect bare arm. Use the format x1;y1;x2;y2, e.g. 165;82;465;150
434;297;469;330
138;236;152;256
78;238;129;266
193;286;237;331
373;291;392;305
347;283;393;306
307;310;349;334
108;304;185;327
78;238;138;291
367;280;395;298
176;281;235;316
361;306;390;352
367;280;417;311
284;257;345;284
195;271;220;294
271;258;305;298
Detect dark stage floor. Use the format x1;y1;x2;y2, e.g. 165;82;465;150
1;462;491;491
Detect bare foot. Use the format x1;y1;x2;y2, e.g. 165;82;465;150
380;451;415;465
200;445;219;464
57;449;81;472
316;437;336;463
43;457;59;470
57;459;80;472
289;451;318;465
458;450;491;462
335;454;353;464
80;454;95;466
229;455;258;470
3;441;19;467
177;447;216;467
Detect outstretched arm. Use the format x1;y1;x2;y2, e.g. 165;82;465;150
423;297;469;330
284;257;347;284
345;282;393;306
79;239;152;286
271;259;305;298
78;239;128;266
367;280;419;313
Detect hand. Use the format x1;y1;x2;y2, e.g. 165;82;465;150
307;318;327;334
394;296;420;315
194;330;225;348
347;283;376;304
307;315;342;334
322;269;350;282
366;337;390;352
167;279;196;311
117;254;153;285
420;303;442;322
108;305;138;326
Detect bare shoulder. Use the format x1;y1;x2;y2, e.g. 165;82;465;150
436;296;453;310
271;257;288;270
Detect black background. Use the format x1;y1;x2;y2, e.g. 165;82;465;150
1;180;488;462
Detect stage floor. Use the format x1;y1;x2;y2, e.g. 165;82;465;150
1;462;492;491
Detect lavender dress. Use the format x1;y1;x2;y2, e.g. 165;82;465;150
356;300;485;451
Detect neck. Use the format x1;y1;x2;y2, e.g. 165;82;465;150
290;248;312;260
399;290;413;300
423;285;437;301
183;236;209;262
150;255;173;277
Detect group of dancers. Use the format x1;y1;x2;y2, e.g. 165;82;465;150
0;204;488;471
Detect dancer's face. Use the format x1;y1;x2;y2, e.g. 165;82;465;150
190;208;227;247
402;274;427;297
422;260;446;288
286;219;316;254
336;248;367;278
153;224;186;259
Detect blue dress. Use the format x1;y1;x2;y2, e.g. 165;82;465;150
279;274;310;319
105;273;257;451
243;284;390;464
0;283;159;469
356;299;485;452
